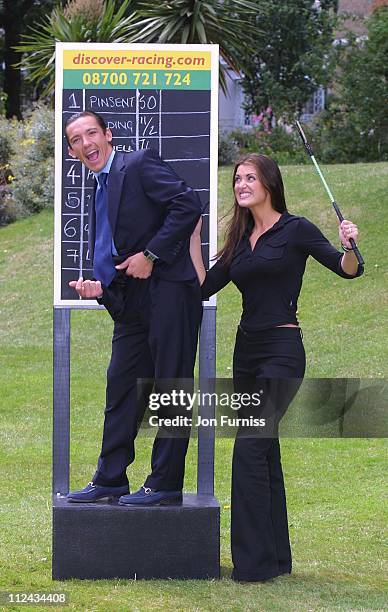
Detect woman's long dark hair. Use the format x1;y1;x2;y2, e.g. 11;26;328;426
217;154;288;264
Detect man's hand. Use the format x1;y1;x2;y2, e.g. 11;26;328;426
69;277;103;299
115;252;153;278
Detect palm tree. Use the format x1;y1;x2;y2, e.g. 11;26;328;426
125;0;260;93
17;0;138;96
17;0;261;97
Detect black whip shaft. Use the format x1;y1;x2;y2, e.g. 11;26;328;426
295;121;364;266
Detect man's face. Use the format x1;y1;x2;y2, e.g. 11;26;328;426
66;116;113;172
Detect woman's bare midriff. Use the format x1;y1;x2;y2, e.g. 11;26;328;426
276;324;299;328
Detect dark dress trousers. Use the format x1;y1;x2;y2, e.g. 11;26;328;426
89;149;202;491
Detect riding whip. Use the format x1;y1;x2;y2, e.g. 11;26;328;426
295;120;364;266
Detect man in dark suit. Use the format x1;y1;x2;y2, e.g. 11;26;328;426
64;111;202;505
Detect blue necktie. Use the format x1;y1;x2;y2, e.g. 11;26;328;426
93;173;116;287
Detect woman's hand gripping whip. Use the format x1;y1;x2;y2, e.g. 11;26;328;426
295;120;364;267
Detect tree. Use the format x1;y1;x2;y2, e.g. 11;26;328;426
240;0;339;121
0;0;56;119
17;0;138;97
330;4;388;159
122;0;261;94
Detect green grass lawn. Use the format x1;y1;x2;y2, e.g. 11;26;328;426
0;163;387;611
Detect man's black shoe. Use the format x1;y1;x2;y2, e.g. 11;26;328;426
118;486;182;506
66;482;129;503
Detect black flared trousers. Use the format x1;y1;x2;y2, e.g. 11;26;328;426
231;326;306;582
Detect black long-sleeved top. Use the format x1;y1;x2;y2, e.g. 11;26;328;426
202;213;363;331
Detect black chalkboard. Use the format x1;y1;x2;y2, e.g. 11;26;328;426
57;86;213;304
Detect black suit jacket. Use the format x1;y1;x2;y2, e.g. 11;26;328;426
90;149;201;318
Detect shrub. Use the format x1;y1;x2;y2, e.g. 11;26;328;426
218;131;240;166
0;116;18;166
0;117;20;226
0;91;7;117
310;102;388;164
230;126;308;165
0;192;25;226
9;104;55;215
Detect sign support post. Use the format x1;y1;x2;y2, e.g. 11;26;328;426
197;305;217;496
52;307;70;497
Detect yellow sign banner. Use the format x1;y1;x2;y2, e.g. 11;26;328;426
64;50;211;71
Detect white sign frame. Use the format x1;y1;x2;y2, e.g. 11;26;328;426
53;42;219;308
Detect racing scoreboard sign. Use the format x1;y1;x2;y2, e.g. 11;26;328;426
54;43;219;307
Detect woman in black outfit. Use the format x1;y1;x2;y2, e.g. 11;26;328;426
190;154;363;582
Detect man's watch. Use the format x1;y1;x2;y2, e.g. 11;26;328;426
143;249;158;263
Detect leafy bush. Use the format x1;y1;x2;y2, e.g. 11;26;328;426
0;117;20;226
230;126;308;165
0;192;25;227
309;100;388;164
0;116;18;165
218;131;240;166
0;91;7;117
10;104;55;215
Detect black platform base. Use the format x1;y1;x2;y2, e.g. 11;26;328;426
52;493;220;580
